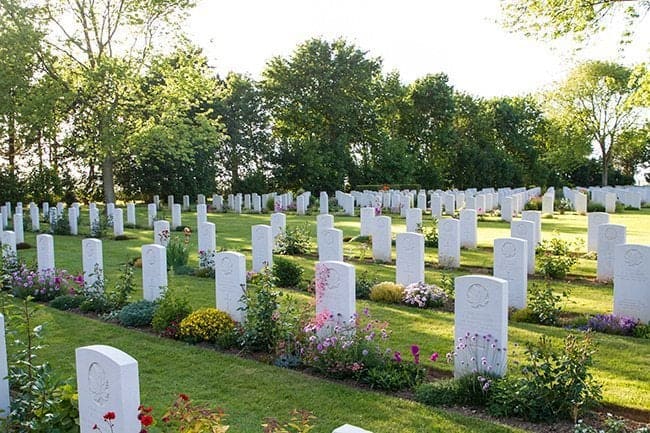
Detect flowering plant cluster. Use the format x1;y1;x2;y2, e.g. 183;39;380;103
449;332;507;382
403;282;449;308
10;264;84;301
198;249;215;270
179;308;236;346
298;308;428;390
586;314;641;336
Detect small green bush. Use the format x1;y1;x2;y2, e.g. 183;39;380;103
524;197;542;211
118;300;156;327
536;236;578;279
151;287;192;338
179;308;236;346
274;224;312;255
419;218;439;248
272;258;304;289
487;333;602;422
587;202;606;212
49;295;83;310
527;282;569;326
416;373;498;407
355;271;377;300
369;282;405;304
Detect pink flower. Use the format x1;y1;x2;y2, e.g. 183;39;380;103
429;352;439;362
411;345;420;364
393;351;402;363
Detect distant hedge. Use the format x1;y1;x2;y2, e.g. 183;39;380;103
355;184;421;191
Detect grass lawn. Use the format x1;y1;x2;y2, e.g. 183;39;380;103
5;204;650;430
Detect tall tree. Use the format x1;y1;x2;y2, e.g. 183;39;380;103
500;0;650;45
212;73;270;192
0;0;195;202
262;38;382;191
548;60;647;185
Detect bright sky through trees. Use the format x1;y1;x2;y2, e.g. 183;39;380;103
185;0;649;98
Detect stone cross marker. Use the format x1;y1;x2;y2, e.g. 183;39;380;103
76;345;140;433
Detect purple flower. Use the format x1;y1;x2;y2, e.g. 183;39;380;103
393;351;402;363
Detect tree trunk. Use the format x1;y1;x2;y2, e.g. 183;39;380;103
602;163;609;186
102;155;116;203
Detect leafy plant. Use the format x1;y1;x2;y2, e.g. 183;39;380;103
487;332;602;422
272;258;304;289
536;235;578;279
2;295;79;433
369;281;404;304
179;308;237;347
573;414;650;433
151;287;192;339
78;264;136;314
526;281;570;326
239;268;283;352
49;294;83;310
262;410;316;433
274;224;312;255
355;271;378;300
167;229;191;274
10;265;84;302
419;218;439;247
118;300;156;327
50;214;71;235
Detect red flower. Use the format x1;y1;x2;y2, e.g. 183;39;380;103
103;411;116;420
140;414;154;426
179;393;189;401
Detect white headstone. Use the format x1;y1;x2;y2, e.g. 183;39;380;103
360;207;376;236
459;209;477;249
244;194;251;210
182;195;190;211
296;195;306;215
252;225;273;272
315;261;356;336
372;216;392;262
454;275;508;377
68;206;78;235
126;203;136;226
396;232;425;285
493;238;528;309
542;194;554;215
213;194;224;212
147;203;157;228
438;218;460;268
215;252;247;322
153;220;170;247
320;192;329;214
198;221;216;257
443;193;455;216
153;194;160;209
0;315;9;417
196;204;207;225
431;195;442;218
171;204;182;230
406;208;422;233
76;345;140;433
613;244;650;323
113;208;124;237
521;210;541;246
332;425;373;433
574;191;587;214
501;197;513;222
36;234;55;274
141;244;167;301
197;194;206;205
1;231;16;259
82;238;104;290
252;194;261;213
587;212;609;253
596;224;626;282
318;228;344;262
13;213;24;244
167;195;174;209
30;203;40;231
511;220;536;275
270;213;286;247
106;203;115;218
605;193;617;213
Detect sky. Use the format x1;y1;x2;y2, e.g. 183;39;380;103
185;0;650;98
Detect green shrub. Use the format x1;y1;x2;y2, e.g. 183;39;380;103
50;214;71;235
362;359;427;391
524;197;542;211
416;374;497;407
274;224;312;255
117;300;156;327
355;271;378;300
536;235;578;279
487;333;602;422
419;218;439;247
151;287;192;338
587;202;606;212
266;196;275;212
240;269;282;352
272;258;304;289
49;295;83;310
369;282;405;304
166;233;190;271
527;281;570;326
179;308;236;347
